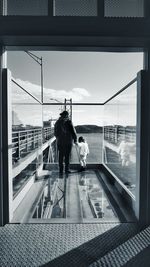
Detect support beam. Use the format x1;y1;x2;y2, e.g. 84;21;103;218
0;47;7;226
144;0;150;18
143;50;150;224
136;70;150;225
48;0;53;17
0;17;149;47
97;0;104;18
2;68;13;224
0;46;3;226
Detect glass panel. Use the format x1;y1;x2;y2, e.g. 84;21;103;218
54;0;97;16
42;105;103;166
71;105;103;164
105;0;144;17
8;51;42;102
32;170;119;222
12;79;43;213
6;0;48;16
42;51;143;104
103;81;137;196
33;105;119;223
7;50;142;223
43;105;60;166
32;172;65;219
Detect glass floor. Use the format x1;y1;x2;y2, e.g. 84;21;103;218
31;170;119;223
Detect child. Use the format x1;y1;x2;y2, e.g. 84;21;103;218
77;136;89;172
118;138;131;167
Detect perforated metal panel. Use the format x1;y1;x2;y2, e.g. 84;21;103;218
54;0;97;16
105;0;144;17
0;223;118;266
7;0;48;16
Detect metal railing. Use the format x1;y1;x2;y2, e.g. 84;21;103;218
103;78;137;145
104;125;136;144
12;126;54;163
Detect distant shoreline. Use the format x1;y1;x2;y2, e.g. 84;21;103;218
75;125;103;133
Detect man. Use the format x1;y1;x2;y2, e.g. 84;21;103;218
54;110;77;174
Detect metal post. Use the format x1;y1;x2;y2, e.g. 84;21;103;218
143;50;150;224
48;0;54;17
0;46;3;226
25;51;44;104
17;132;20;159
136;70;150;225
2;68;13;224
32;130;34;149
63;175;66;218
26;131;28;152
41;57;43;104
144;0;150;17
97;0;104;17
70;98;72;121
64;98;67;111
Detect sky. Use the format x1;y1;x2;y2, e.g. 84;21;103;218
8;51;143;126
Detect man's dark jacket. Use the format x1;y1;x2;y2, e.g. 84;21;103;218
54;117;77;146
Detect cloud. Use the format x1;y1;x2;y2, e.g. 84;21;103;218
12;79;90;102
72;109;85;113
72;88;90;97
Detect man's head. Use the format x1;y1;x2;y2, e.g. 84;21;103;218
60;110;69;118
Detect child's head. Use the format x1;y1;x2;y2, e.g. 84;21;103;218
78;136;85;143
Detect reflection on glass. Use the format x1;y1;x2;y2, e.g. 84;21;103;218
32;171;119;222
43;105;62;166
103;82;137;195
32;170;119;222
32;172;65;219
78;171;118;221
13;160;37;198
12;80;43;198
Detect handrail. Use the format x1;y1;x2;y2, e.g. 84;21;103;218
12;76;137;106
103;78;137;105
12;78;42;105
43;78;137;106
12;127;55;164
12;128;42;134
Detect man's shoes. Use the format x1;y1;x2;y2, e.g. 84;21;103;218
78;167;85;172
59;169;63;175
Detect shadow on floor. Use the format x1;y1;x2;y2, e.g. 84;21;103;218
123;246;150;267
41;223;140;267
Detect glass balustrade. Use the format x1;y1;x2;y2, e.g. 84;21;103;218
12;78;43;199
103;80;137;196
7;48;143;223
